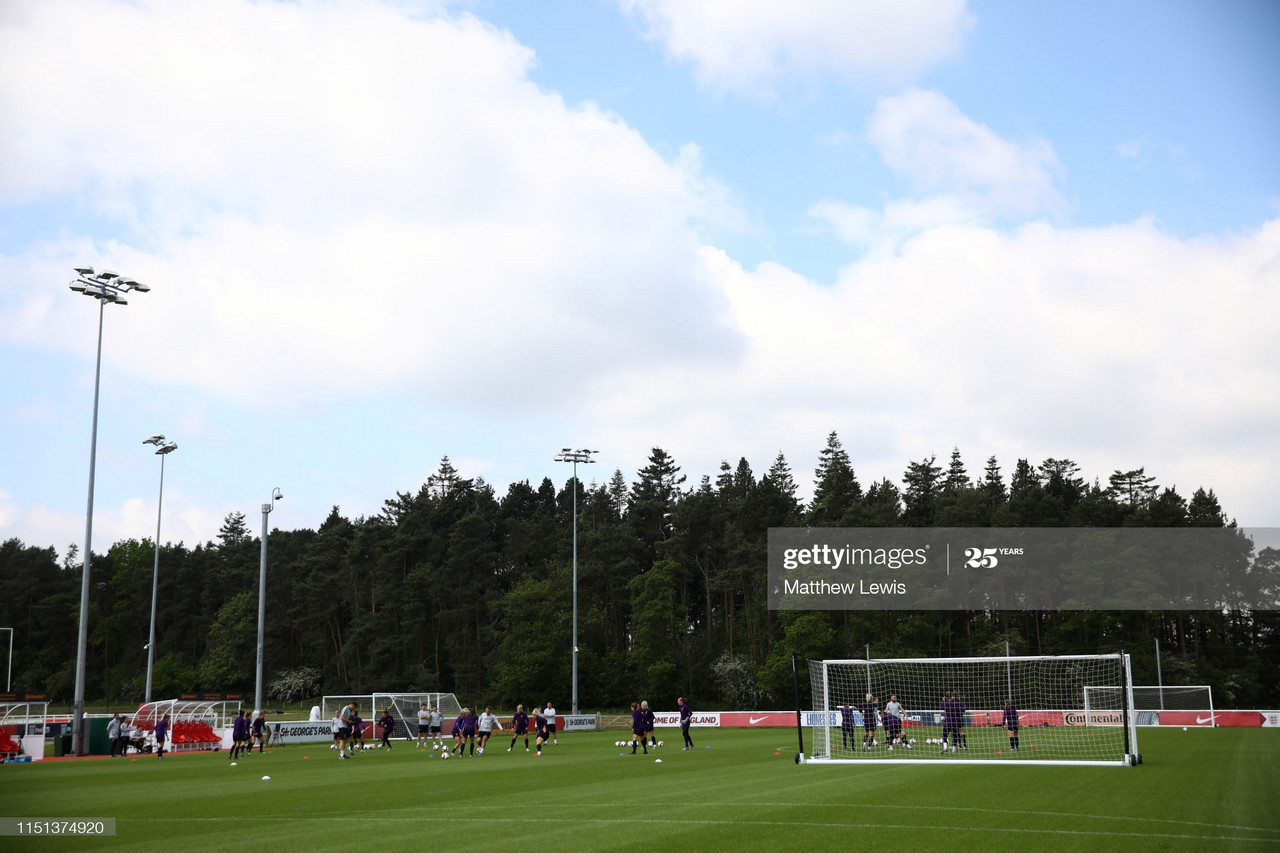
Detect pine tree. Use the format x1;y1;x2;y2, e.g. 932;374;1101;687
809;431;861;525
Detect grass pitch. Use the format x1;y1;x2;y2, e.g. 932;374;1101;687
1;727;1277;851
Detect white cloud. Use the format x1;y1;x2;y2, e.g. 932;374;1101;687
0;0;746;411
868;89;1066;218
1;0;1277;554
622;0;973;94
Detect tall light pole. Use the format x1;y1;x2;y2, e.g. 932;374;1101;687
142;435;177;703
69;267;150;754
554;448;596;715
1;627;12;693
256;488;283;715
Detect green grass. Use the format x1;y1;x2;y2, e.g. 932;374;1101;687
1;728;1277;851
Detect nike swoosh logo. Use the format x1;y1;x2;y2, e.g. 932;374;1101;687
1196;715;1214;724
748;716;768;725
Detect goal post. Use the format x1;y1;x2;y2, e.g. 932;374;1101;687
803;653;1140;766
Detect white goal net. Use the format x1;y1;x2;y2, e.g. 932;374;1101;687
321;693;463;739
1085;685;1213;726
806;654;1139;766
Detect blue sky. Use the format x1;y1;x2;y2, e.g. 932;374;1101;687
1;0;1278;554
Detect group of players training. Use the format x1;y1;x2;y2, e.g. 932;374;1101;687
419;702;561;757
328;701;562;759
841;693;1022;754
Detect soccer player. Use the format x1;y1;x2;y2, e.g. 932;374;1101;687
477;706;503;754
838;702;856;750
350;710;366;752
640;700;656;747
940;692;962;753
883;694;905;747
338;702;358;759
1003;699;1020;752
417;703;431;749
449;710;466;755
154;713;170;760
544;702;558;745
378;708;396;750
955;692;968;749
230;711;249;759
509;704;530;751
250;711;266;754
629;702;649;755
330;708;344;753
428;705;444;751
678;697;694;750
533;708;550;756
858;693;879;751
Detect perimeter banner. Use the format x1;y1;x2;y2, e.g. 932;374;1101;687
768;527;1280;611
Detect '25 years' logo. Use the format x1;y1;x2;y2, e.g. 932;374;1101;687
963;547;1024;569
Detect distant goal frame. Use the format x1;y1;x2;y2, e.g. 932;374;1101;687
800;652;1141;767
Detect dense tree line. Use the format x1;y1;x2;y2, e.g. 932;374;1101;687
2;435;1277;709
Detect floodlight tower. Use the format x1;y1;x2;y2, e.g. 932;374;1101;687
69;267;150;755
554;448;597;715
142;435;177;703
256;488;283;715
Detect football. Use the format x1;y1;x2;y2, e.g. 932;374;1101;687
441;749;450;760
657;741;664;748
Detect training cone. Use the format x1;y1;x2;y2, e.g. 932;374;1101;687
262;775;271;780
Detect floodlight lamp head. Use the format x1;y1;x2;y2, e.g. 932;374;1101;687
69;282;87;292
131;281;151;292
98;270;119;280
157;442;177;455
74;266;95;276
144;435;165;445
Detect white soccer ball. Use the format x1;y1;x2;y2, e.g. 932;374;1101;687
657;741;664;748
909;738;916;745
441;750;450;760
1182;727;1188;732
655;758;662;763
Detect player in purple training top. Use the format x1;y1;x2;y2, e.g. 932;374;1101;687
449;711;466;755
940;692;964;753
641;700;656;747
154;713;170;760
533;709;550;756
954;693;968;749
378;708;396;750
678;697;694;750
460;708;479;756
1003;699;1020;752
250;711;266;754
629;701;649;755
839;702;856;750
230;709;249;760
509;704;530;752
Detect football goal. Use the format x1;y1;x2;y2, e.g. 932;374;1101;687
804;653;1140;766
321;693;462;739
